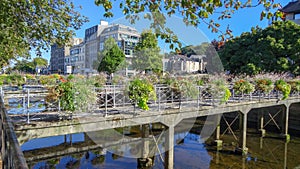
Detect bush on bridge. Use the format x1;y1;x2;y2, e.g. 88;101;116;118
233;79;255;95
255;79;274;94
207;78;231;104
46;75;97;113
288;80;300;93
275;80;291;100
128;78;156;111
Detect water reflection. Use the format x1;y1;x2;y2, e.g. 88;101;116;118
22;122;300;169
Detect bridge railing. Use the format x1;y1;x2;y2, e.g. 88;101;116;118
0;91;28;168
2;85;300;121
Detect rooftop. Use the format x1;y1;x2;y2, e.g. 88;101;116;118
280;1;300;13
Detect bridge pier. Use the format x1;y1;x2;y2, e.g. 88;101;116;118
281;104;290;142
137;124;153;169
236;111;248;155
164;125;174;169
214;114;222;150
258;110;266;137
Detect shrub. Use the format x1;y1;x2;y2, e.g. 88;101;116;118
207;79;231;104
39;75;57;85
288;80;300;92
233;79;255;95
93;73;107;87
128;78;156;110
275;79;291;100
255;79;274;94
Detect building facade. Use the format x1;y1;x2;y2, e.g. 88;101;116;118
64;42;86;74
280;0;300;24
50;38;82;74
50;21;140;75
163;55;201;74
99;24;140;76
84;21;109;74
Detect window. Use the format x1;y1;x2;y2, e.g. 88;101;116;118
99;42;104;51
295;13;300;20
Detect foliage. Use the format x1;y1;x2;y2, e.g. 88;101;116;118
207;79;231;104
92;73;107;87
0;0;87;68
220;21;300;75
132;30;163;72
288;80;300;92
95;0;280;50
13;57;48;74
275;80;291;100
233;79;255;95
97;38;125;75
194;75;209;86
112;75;125;85
255;79;274;94
171;77;197;99
6;73;24;86
33;57;48;67
128;78;156;110
57;79;75;112
46;75;97;112
12;60;35;73
72;76;97;112
39;75;56;86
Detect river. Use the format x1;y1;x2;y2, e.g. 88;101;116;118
20;119;300;169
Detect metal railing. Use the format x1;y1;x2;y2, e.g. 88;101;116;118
0;91;28;168
2;85;300;120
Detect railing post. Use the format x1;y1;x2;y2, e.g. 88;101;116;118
232;89;235;102
197;86;199;108
113;85;116;108
58;99;61;112
171;87;174;104
158;87;161;112
105;89;107;117
27;89;30;124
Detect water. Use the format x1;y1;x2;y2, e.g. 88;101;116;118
21;123;300;169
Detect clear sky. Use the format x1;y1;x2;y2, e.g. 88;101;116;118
42;0;289;61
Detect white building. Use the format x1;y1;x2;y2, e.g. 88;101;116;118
163;55;206;74
99;24;140;76
64;42;85;74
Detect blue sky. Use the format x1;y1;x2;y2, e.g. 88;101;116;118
41;0;288;60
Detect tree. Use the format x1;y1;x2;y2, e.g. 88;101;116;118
95;0;282;49
219;21;300;75
13;57;48;74
33;57;48;68
97;38;125;76
13;60;35;73
0;0;87;68
132;30;162;73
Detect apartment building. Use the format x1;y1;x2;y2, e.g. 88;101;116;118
99;24;140;76
84;21;110;74
50;38;82;74
50;21;140;75
64;42;85;74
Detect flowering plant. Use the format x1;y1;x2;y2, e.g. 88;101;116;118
233;79;254;95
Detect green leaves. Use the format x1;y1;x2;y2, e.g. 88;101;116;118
97;38;125;74
94;0;280;49
219;21;300;76
132;30;163;72
128;78;156;110
0;0;87;68
275;79;291;100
